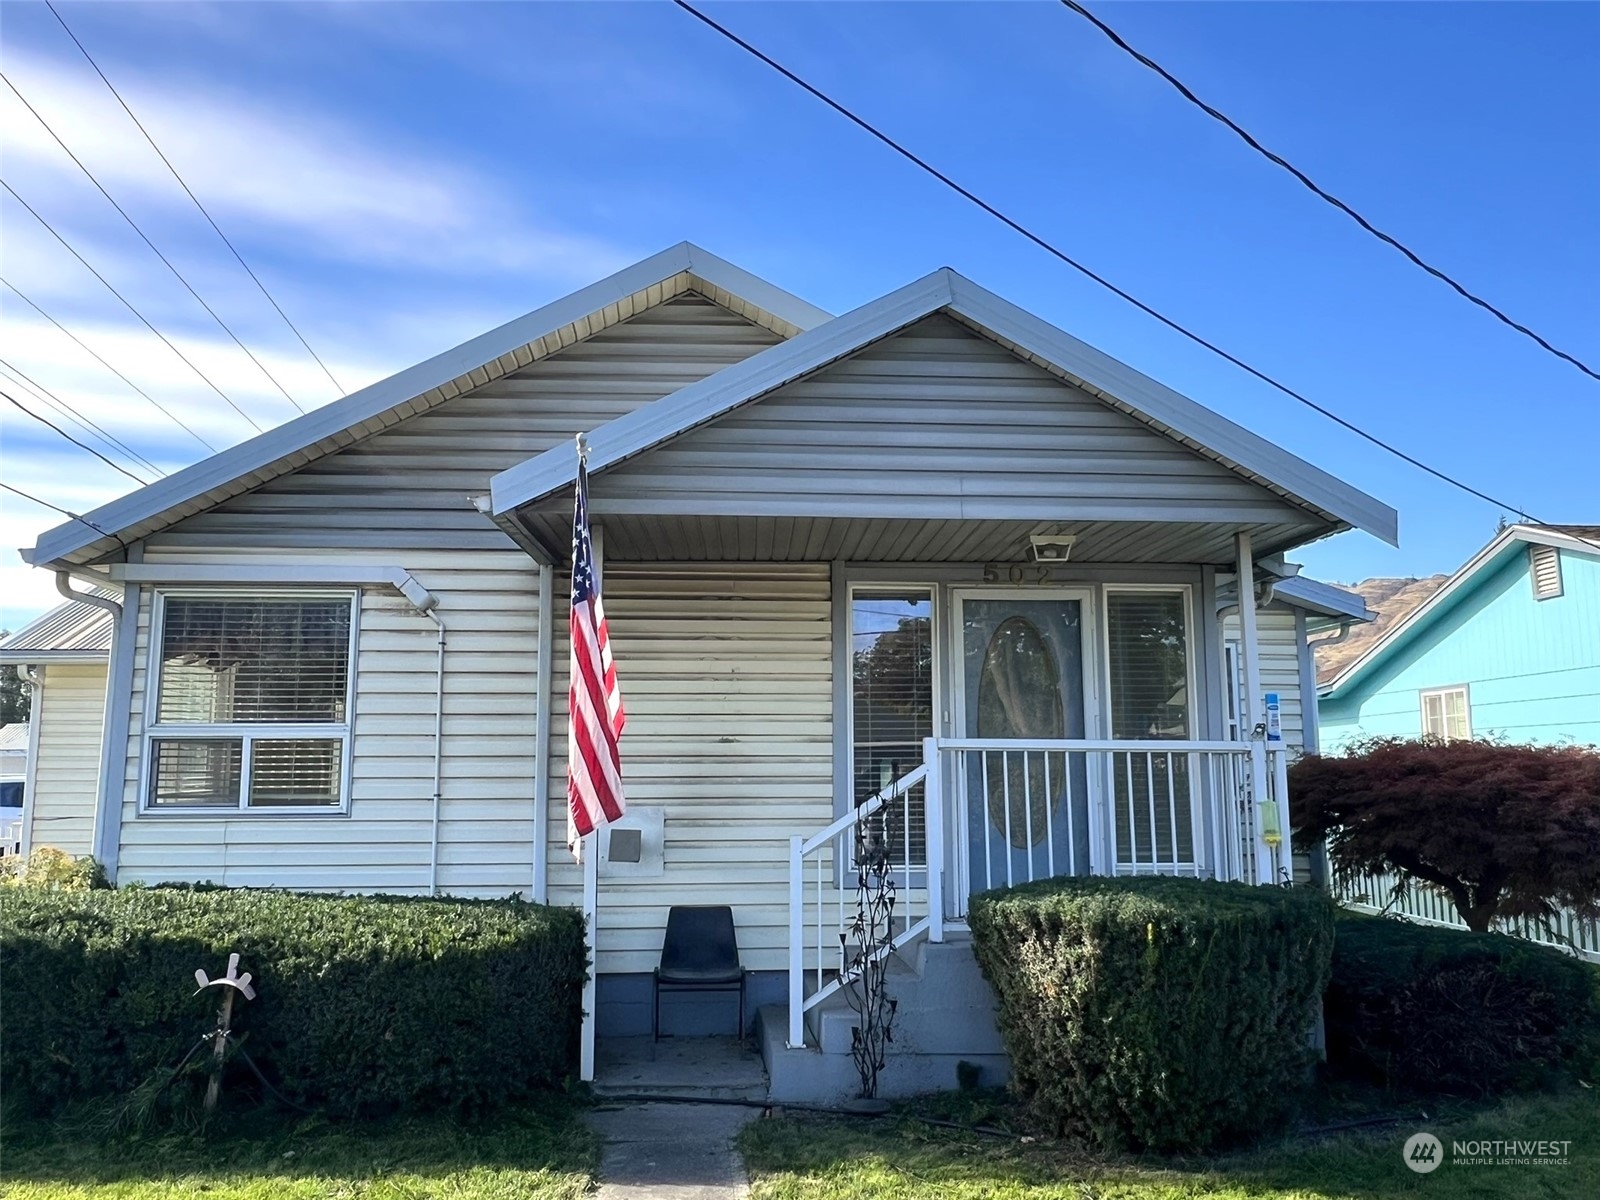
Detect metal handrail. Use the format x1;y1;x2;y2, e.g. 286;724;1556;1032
800;761;928;856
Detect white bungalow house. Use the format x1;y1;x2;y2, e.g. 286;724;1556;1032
21;244;1392;1098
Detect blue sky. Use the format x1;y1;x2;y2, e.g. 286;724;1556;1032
2;1;1595;625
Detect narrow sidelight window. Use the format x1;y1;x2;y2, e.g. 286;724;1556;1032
850;588;933;865
146;593;355;812
1106;590;1193;866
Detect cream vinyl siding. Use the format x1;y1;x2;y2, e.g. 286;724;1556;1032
1223;605;1309;882
118;296;783;894
1223;607;1306;752
596;314;1311;526
28;663;107;857
546;564;834;974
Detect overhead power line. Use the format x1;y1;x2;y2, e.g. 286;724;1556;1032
672;0;1541;521
45;0;346;397
0;355;166;478
4;388;150;485
0;479;129;553
1;275;218;452
2;71;306;415
0;178;264;433
1058;0;1598;384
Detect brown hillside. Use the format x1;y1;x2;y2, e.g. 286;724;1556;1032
1312;575;1449;685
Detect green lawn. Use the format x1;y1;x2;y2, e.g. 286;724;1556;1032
740;1088;1599;1200
0;1103;597;1200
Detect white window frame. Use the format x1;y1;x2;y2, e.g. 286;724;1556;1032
1100;584;1198;742
846;581;939;870
1419;685;1472;742
140;588;359;816
1101;585;1200;873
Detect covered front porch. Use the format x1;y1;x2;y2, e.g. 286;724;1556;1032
479;267;1395;1088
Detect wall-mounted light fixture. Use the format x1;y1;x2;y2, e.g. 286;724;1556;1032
1029;534;1077;563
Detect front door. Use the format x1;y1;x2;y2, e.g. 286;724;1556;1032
954;592;1095;900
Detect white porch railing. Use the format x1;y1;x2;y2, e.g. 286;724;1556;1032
938;739;1290;891
786;735;1292;1048
787;737;944;1049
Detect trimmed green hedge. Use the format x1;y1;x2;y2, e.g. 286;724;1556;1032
969;876;1334;1153
1325;913;1600;1095
0;887;586;1116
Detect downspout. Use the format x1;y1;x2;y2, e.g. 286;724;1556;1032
421;602;446;897
55;570;122;622
1308;620;1357;648
18;666;43;858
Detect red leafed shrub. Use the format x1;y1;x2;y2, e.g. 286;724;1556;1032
1291;737;1600;932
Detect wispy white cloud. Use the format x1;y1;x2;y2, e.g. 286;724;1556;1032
1;45;628;278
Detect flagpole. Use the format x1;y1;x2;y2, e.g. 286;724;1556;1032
581;830;598;1082
575;430;599;1083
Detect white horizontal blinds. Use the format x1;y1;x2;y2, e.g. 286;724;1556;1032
1107;591;1193;865
1422;688;1470;740
851;589;932;865
148;593;353;811
149;740;242;807
249;739;342;807
1529;545;1563;599
157;598;351;723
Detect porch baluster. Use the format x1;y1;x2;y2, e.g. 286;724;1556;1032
980;751;993;891
1043;751;1055;879
1165;753;1178;874
1123;753;1137;867
1001;750;1014;887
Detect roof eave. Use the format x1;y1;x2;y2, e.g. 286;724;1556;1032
27;243;830;568
491;268;1398;549
1320;524;1588;698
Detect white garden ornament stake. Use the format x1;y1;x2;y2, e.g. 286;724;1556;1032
194;953;256;1114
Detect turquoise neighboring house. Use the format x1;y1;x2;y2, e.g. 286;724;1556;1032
1319;524;1600;753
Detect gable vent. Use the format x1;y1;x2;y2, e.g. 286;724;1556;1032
1529;544;1563;600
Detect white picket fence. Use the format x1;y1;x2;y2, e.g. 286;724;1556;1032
1334;869;1600;963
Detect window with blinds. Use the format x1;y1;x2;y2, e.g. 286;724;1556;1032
1106;591;1194;864
146;593;354;812
851;588;933;866
1529;544;1563;600
1421;686;1471;741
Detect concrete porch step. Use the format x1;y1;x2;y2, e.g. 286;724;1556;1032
593;1035;769;1103
760;933;1011;1104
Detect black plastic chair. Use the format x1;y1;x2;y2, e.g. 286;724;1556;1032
653;905;747;1040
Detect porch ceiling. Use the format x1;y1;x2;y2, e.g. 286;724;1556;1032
516;512;1324;565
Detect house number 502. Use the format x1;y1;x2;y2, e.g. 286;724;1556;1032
983;563;1052;584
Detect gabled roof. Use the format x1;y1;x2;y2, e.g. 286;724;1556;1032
1320;524;1600;698
489;268;1399;548
0;589;119;663
1273;575;1374;623
25;244;831;569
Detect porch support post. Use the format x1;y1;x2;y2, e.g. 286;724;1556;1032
1234;532;1274;885
532;563;553;903
788;835;805;1048
923;737;944;942
580;831;598;1082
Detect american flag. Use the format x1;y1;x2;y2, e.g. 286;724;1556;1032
568;456;626;849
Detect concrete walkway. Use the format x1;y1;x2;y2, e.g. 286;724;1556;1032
588;1102;756;1199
